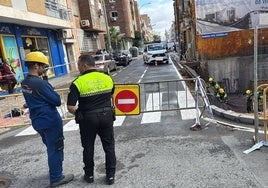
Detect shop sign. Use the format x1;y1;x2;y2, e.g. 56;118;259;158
0;26;11;34
26;28;41;36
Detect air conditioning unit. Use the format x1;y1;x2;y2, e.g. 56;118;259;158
111;17;117;21
58;29;73;39
81;20;90;27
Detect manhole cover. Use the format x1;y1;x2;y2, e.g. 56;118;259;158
0;178;10;188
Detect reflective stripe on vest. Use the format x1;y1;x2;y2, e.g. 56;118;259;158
73;72;113;97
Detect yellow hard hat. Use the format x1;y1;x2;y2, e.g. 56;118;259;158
219;88;224;94
209;77;213;82
25;51;49;66
246;89;251;95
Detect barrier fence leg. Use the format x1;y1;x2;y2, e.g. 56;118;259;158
190;77;215;131
190;78;202;131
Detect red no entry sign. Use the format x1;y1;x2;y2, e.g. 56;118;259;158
113;84;140;115
115;90;138;113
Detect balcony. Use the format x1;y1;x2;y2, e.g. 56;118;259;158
0;0;72;29
45;0;71;21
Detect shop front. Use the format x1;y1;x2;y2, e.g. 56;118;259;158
0;23;67;93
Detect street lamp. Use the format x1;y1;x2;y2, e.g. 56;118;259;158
139;2;151;47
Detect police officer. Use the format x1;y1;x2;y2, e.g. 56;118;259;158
21;51;74;187
67;54;116;185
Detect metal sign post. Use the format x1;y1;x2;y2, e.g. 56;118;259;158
253;26;259;144
243;13;268;154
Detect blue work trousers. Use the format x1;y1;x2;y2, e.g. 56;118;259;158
79;108;116;177
37;124;64;184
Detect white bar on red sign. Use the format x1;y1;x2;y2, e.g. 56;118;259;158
118;99;135;104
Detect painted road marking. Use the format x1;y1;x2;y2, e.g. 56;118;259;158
114;116;126;127
15;90;200;136
141;93;161;124
177;91;196;120
15;126;37;136
63;120;79;131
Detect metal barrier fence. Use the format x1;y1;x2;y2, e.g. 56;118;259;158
139;78;204;113
0;78;207;128
0;88;72;128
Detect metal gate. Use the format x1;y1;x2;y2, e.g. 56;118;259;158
139;78;205;113
0;78;208;128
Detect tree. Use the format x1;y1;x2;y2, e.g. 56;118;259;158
105;27;121;52
133;31;142;47
153;34;161;42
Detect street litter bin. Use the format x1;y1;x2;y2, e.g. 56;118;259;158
129;47;138;57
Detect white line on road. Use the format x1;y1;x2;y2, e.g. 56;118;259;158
15;126;37;137
177;91;196;120
141;93;162;123
114;116;126;126
63;120;79;131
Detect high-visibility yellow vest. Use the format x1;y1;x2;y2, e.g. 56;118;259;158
73;71;113;97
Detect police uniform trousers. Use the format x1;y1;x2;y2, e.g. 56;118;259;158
37;124;64;184
79;108;116;177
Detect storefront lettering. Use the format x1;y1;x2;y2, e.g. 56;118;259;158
27;28;41;36
0;26;11;34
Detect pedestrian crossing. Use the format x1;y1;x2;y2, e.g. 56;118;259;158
15;109;196;137
15;91;198;137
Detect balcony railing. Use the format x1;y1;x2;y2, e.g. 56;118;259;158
45;0;71;21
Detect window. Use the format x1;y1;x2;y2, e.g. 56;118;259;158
22;36;55;77
111;11;118;18
72;0;79;16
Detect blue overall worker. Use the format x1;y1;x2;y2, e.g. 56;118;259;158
67;54;116;185
21;51;74;187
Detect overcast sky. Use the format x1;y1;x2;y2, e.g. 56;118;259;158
137;0;174;38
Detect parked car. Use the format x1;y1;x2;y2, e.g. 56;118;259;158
92;54;117;74
114;50;132;66
143;43;169;65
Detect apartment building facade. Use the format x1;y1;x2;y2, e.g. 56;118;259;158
104;0;136;50
140;14;153;42
0;0;75;82
77;0;107;54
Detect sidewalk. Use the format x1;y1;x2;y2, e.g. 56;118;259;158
48;71;80;89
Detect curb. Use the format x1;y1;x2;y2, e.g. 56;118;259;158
211;105;254;125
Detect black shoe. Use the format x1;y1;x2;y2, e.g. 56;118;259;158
84;175;94;183
50;174;74;187
106;176;114;185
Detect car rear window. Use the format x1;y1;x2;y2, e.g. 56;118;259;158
93;55;103;61
148;45;163;51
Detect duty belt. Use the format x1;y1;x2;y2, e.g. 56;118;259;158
83;107;111;114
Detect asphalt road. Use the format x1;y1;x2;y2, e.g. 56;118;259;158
0;55;268;188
